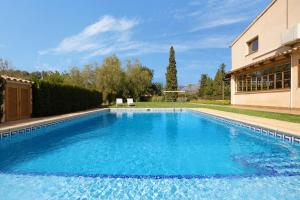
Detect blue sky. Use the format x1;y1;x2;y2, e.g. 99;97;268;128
0;0;271;85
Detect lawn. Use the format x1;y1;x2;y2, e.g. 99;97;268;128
110;102;300;124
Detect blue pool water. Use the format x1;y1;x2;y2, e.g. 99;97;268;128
0;110;300;199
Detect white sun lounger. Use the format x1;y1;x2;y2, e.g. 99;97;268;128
127;98;135;106
116;98;123;106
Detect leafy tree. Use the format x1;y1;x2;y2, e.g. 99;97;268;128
125;60;153;101
29;71;43;82
64;67;83;87
95;55;125;103
198;63;230;100
198;74;209;97
150;82;163;96
203;77;214;97
81;64;96;90
0;58;9;72
42;71;65;84
213;63;226;97
165;46;178;101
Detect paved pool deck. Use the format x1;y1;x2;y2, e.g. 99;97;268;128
190;108;300;137
0;107;299;138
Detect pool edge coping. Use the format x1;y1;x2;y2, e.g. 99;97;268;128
0;108;110;137
1;107;299;144
188;108;300;144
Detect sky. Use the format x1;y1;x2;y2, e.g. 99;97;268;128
0;0;272;85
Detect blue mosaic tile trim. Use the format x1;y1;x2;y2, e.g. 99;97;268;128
109;108;186;113
0;109;109;139
0;171;299;180
189;109;300;145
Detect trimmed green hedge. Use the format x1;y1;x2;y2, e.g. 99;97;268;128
32;81;102;117
0;78;5;122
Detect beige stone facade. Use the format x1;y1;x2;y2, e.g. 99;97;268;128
230;0;300;109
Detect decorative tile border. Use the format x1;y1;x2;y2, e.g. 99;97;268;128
1;170;300;180
188;109;300;145
0;109;110;139
110;108;186;113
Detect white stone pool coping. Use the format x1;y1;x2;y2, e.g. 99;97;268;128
0;107;299;141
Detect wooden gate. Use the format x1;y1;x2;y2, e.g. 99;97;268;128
4;82;32;122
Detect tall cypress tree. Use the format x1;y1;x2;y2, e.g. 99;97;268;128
165;46;178;101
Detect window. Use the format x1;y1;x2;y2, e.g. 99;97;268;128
257;76;262;90
251;75;257;91
246;77;251;91
268;74;275;89
262;75;268;90
236;76;243;92
299;59;300;87
275;72;283;89
284;70;291;88
247;37;258;54
235;63;291;93
242;77;246;91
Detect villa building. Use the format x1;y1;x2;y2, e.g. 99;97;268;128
229;0;300;109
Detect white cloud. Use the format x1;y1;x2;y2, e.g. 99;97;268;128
39;15;139;55
39;13;235;61
190;17;248;32
175;0;264;31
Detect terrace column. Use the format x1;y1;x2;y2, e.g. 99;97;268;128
231;75;236;105
290;50;300;109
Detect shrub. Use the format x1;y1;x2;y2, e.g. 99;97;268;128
32;81;102;117
150;96;164;102
0;77;5;122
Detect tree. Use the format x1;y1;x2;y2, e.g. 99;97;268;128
125;60;153;101
203;77;214;98
80;64;96;90
150;82;163;96
95;55;124;103
165;46;178;101
197;63;231;100
213;63;226;98
42;71;65;84
0;58;9;72
198;74;209;97
64;67;83;87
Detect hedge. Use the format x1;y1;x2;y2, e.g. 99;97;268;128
32;81;102;117
0;77;5;122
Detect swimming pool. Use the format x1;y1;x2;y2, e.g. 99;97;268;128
0;109;300;199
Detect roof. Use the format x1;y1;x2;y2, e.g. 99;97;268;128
230;0;277;47
1;75;33;84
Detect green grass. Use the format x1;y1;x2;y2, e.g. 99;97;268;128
190;99;230;105
109;102;300;124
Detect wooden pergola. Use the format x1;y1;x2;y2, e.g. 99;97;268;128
163;90;187;102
